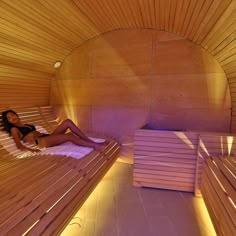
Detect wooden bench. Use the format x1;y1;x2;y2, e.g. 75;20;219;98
133;128;236;196
133;129;199;193
0;106;120;235
201;155;236;236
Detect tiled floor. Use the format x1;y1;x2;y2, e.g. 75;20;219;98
61;161;216;236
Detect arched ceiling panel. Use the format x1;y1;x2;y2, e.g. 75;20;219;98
0;0;234;73
0;0;234;74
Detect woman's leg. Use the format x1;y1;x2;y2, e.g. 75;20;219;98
38;133;105;150
52;119;95;143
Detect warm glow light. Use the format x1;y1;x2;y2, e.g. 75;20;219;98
224;162;236;179
227;136;234;155
61;162;217;236
199;139;210;156
220;136;224;155
228;196;236;210
54;61;62;69
56;80;78;125
192;197;217;236
198;152;204;160
60;168;114;236
174;132;195;149
210;166;227;193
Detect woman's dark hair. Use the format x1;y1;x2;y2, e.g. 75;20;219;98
1;110;18;133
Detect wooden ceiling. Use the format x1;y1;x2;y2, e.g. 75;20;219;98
0;0;235;75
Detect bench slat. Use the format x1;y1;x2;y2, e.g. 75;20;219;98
38;142;120;236
201;172;235;236
6;142;119;235
212;156;236;190
201;156;236;236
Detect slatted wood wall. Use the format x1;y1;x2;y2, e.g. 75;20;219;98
133;129;199;192
0;65;52;107
0;106;58;132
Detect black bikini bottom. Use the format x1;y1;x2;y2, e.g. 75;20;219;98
35;133;50;145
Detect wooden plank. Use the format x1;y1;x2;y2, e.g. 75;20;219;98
135;129;199;139
201;172;233;236
134;135;199;144
206;158;236;204
0;142;119;235
202;165;236;234
134;150;196;159
195;0;232;44
226;156;236;168
213;156;236;189
134;168;195;179
134;155;196;164
0;105;120;235
134;129;199;192
6;142;119;235
134;159;195;169
37;143;119;235
135;146;197;154
134;171;194;183
133;178;194;192
134;161;195;172
0;158;76;225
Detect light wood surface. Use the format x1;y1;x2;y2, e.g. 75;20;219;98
51;29;231;162
133;129;199;193
201;155;236;236
0;106;120;235
133;128;236;197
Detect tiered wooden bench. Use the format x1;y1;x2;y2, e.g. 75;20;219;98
201;155;236;236
0;106;120;235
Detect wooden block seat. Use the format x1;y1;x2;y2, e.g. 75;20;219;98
0;106;120;235
133;129;199;192
133;128;236;195
201;155;236;236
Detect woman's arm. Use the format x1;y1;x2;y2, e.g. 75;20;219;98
10;127;40;152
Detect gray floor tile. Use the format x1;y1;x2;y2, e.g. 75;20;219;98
61;161;216;236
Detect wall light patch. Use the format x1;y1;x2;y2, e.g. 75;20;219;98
54;61;62;69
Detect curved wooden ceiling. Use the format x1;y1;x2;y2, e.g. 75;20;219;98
1;0;236;120
0;0;235;75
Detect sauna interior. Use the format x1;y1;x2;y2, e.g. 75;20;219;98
0;0;235;235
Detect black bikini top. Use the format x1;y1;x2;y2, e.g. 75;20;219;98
11;124;36;139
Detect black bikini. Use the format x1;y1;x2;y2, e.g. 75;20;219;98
35;133;50;145
12;124;36;139
11;124;49;144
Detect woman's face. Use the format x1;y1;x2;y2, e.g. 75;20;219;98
6;112;20;124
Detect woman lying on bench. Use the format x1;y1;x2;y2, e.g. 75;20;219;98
2;110;107;152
